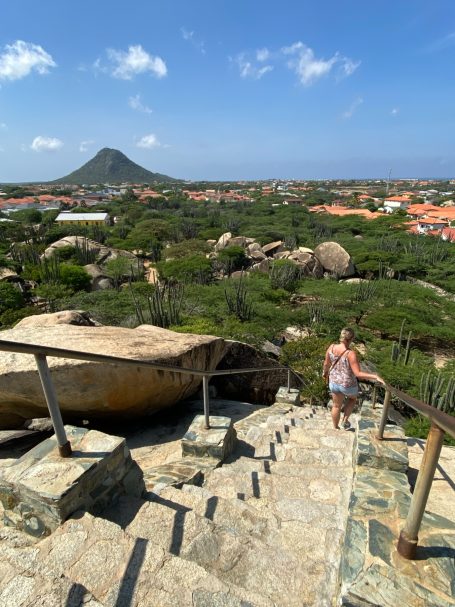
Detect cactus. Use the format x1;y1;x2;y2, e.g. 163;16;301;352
225;273;253;321
390;319;413;366
420;372;455;414
352;279;378;303
130;281;184;328
73;238;97;265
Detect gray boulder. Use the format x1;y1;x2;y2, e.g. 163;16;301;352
313;242;355;277
0;324;227;429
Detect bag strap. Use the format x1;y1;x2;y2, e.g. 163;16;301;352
328;348;348;374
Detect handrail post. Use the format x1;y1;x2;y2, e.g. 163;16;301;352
397;422;445;559
203;375;210;429
287;369;291;393
376;387;391;440
34;353;72;457
372;385;377;409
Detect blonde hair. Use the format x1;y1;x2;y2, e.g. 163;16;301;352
340;327;355;342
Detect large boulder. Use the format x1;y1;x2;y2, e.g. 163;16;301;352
14;310;98;328
42;236;137;266
262;241;283;256
287;251;324;277
0;324;227;429
83;264;114;290
313;242;355;277
214;232;232;252
213;341;287;405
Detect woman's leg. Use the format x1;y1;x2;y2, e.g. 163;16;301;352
342;396;357;425
331;392;344;429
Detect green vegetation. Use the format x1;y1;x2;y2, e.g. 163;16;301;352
0;182;454;443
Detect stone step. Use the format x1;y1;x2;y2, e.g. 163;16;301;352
102;494;306;607
141;456;219;492
155;484;276;539
34;510;275;607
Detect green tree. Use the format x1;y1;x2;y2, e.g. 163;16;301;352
0;283;25;314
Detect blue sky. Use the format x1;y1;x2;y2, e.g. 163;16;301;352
0;0;454;182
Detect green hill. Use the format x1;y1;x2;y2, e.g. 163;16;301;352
52;148;178;185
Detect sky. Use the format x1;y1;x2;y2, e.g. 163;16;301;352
0;0;454;182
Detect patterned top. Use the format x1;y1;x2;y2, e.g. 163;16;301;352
328;347;357;388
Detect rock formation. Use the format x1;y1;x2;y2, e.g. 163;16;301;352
313;241;355;277
0;323;227;429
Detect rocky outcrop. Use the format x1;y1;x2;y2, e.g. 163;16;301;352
14;310;98;328
287;251;324;277
313;242;355;277
213;340;287;405
42;236;137;266
0;324;227;428
83;264;113;290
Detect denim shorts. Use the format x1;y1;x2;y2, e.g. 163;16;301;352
329;382;359;397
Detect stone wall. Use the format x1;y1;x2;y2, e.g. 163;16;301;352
339;402;455;607
0;425;144;538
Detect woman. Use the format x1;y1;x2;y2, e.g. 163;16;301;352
323;327;384;430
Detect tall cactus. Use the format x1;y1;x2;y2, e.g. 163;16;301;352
391;320;412;366
420;371;455;414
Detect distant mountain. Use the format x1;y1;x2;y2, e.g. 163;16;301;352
52;148;178;184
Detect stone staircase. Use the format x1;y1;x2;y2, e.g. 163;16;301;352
0;402;357;606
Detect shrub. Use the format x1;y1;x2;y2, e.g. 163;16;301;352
0;282;25;314
217;245;248;275
280;336;330;405
158;255;213;285
270;260;300;291
59;265;91;292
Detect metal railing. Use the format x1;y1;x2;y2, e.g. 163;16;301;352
375;382;455;560
0;338;300;455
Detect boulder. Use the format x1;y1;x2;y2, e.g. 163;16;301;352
0;268;19;282
313;242;355;277
83;264;114;290
251;258;271;273
14;310;99;328
274;251;291;260
262;241;283;256
0;324;227;429
297;247;314;254
282;326;311;341
249;249;267;262
213;341;286;405
228;236;250;247
42;236;137;266
246;242;262;254
214;232;232;252
287;252;324;277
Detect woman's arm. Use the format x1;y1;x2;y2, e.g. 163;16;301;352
322;348;331;378
348;350;384;384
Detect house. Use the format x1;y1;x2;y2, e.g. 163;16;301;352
383;196;411;212
55;212;110;226
416;217;448;234
441;227;455;242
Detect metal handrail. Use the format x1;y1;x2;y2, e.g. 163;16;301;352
0;338;295;452
374;381;454;561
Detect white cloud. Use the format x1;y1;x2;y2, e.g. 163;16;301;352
136;133;161;149
0;40;56;81
256;48;270;62
79;140;95;152
282;41;359;85
391;107;399;116
107;45;167;80
30;136;63;152
128;94;153;114
234;53;273;79
425;31;455;53
0;122;6;129
342;97;363;119
181;28;206;54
